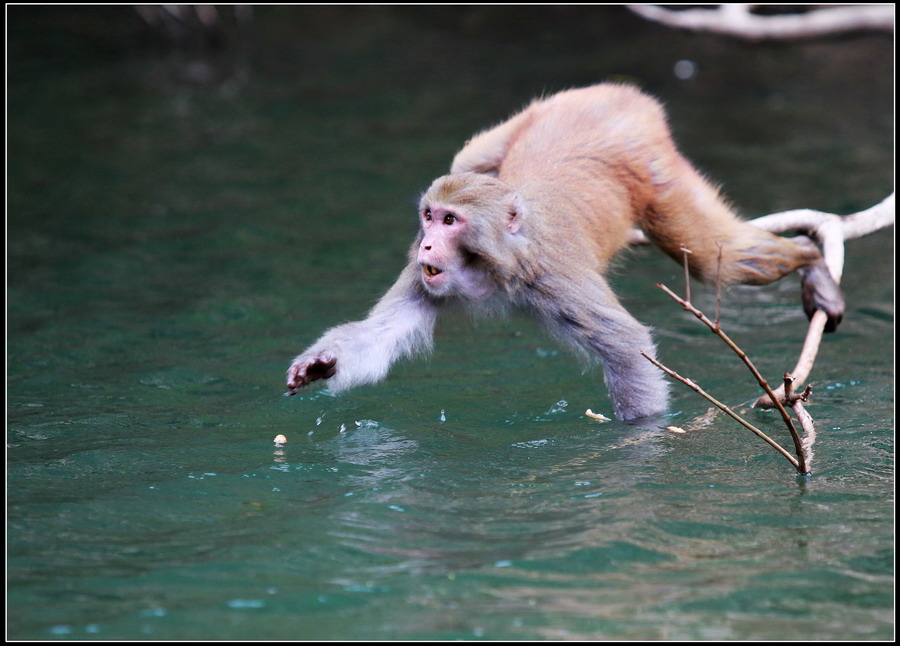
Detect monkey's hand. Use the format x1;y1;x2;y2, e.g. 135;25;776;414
798;260;845;332
286;352;337;395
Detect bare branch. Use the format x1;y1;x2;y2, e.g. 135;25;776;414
628;196;893;410
750;193;894;407
627;4;894;41
715;242;723;329
749;193;894;283
657;282;807;472
681;246;693;303
783;373;817;470
627;228;650;246
751;193;895;240
641;351;802;471
755;311;828;408
793;401;817;471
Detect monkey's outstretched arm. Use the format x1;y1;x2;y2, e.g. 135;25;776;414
286;264;439;395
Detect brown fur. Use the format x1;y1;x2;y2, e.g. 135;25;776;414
452;83;821;285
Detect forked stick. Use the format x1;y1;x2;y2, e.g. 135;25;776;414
654;282;808;473
641;351;802;471
628;195;894;409
749;194;893;407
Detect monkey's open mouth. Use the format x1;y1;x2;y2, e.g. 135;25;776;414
422;264;443;277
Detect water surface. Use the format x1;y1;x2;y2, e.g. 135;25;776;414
8;6;894;640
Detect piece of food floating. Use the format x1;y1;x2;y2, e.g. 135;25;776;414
585;409;611;422
273;434;287;444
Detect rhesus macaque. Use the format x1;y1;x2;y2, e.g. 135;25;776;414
287;83;844;421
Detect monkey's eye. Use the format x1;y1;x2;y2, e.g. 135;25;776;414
423;208;433;221
443;213;457;225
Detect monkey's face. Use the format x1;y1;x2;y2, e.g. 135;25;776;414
417;203;470;296
417;173;523;299
415;201;498;301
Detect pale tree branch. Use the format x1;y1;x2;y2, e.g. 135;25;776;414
646;263;824;473
748;193;895;283
627;4;894;41
749;193;894;407
655;281;808;473
782;374;817;472
641;351;802;471
629;195;894;408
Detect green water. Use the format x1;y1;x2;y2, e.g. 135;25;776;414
8;7;894;640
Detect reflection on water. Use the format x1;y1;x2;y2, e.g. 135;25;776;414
8;5;893;641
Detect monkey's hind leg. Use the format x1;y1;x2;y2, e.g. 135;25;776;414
723;227;845;331
643;166;845;330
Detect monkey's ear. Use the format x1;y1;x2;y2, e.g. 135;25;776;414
506;193;524;234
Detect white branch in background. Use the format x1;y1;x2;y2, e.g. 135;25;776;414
627;4;894;40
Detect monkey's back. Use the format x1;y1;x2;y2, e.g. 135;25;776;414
498;83;675;266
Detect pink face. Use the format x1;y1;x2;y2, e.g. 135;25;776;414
417;204;468;294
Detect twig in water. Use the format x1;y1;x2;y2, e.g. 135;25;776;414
647;247;813;474
782;374;817;471
680;245;693;303
655;281;807;472
715;242;723;330
641;352;801;471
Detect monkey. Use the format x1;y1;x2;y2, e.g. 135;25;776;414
286;83;844;421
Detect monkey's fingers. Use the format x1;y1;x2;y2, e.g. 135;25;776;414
305;355;337;381
286;354;338;392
